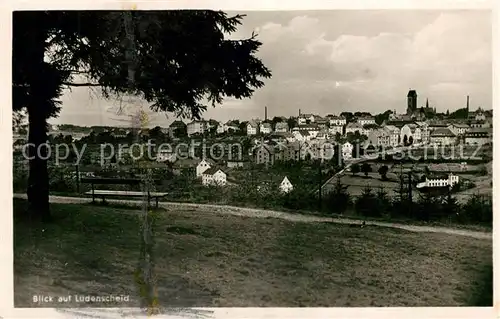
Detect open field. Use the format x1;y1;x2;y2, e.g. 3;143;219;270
14;198;492;307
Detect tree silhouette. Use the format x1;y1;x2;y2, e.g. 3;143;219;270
361;163;372;177
378;165;389;180
351;163;360;176
13;11;271;219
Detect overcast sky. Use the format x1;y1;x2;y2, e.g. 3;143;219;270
50;10;492;127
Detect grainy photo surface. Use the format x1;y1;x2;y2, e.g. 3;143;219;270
12;9;492;312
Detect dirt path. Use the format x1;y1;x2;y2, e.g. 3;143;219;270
13;193;491;240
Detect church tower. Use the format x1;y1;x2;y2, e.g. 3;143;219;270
426;98;429;109
406;89;417;115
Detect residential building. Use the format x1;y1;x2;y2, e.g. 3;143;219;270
464;128;492;145
357;116;376;126
414;122;429;143
362;124;379;137
171;158;198;176
408;124;422;142
260;122;273;134
225;120;240;133
253;143;275;165
298;113;314;124
196;158;215;177
382;125;400;147
342;142;353;160
345;122;364;135
474;108;486;121
368;129;390;147
292;124;320;137
156;147;176;163
216;123;226;134
206;119;219;132
429;128;457;145
201;167;227;186
314;116;329;128
447;123;470;136
226;159;247;168
279;176;294;194
328;125;343;136
274;121;289;133
292;130;311;142
416;173;459;189
329;115;347;127
168;120;187;138
187;120;206;136
246;120;259;135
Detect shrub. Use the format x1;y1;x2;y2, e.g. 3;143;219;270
324;178;351;215
355;185;380;217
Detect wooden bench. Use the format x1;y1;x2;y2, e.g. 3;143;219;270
80;177;168;208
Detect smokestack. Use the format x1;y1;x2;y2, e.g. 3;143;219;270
299;109;301;116
467;95;469;111
265;106;267;121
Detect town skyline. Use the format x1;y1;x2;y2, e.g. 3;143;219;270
49;10;491;128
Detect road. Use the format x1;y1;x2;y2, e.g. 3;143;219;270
13;193;491;240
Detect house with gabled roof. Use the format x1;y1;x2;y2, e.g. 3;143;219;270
201;166;227;186
429;128;457;145
196;158;216;177
246;120;259;135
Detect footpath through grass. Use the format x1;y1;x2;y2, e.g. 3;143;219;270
13;198;492;307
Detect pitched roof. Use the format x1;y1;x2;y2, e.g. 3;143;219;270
431;128;456;137
247;120;259;128
465;127;492;135
202;166;225;175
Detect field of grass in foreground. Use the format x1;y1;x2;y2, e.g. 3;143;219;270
14;199;492;307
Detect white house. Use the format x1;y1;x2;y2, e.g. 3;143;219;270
415;122;429;143
201;167;227;186
429;128;457;146
382;125;400;147
447;123;470;135
293;124;320;138
196;158;215;177
329;116;347;127
416;173;459;189
328;124;343;136
279;176;294;194
464;128;492;145
187;120;206;136
216;123;226;134
357;116;376;126
298;113;314;124
342;142;353;160
408;124;422;142
260;122;273;134
156;147;176;163
246;120;259;135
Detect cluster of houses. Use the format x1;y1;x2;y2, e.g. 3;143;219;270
193;158;294;193
162;90;492;150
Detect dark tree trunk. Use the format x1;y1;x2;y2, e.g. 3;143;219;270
25;28;51;221
27;107;50;221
